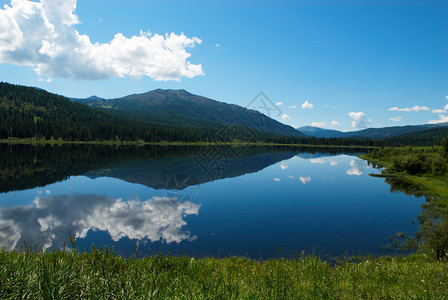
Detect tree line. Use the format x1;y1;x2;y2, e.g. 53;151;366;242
1;82;447;146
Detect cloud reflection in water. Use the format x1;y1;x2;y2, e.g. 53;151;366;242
0;194;200;251
346;159;368;176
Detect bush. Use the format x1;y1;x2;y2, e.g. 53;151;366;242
391;154;431;175
432;156;447;175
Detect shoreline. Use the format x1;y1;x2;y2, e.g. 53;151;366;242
0;137;377;149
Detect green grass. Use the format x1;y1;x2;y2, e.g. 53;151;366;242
1;248;448;299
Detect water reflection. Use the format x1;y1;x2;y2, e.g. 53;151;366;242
299;176;312;184
0;144;366;193
280;162;289;170
346;159;368;176
0;194;200;251
310;158;326;164
2;145;418;258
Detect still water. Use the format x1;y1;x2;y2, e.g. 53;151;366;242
0;145;423;258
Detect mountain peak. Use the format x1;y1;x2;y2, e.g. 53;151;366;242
87;95;104;100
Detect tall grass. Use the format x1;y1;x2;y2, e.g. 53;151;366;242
1;246;447;299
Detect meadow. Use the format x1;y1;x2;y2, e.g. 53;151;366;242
1;247;447;299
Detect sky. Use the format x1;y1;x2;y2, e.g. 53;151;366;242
0;0;447;131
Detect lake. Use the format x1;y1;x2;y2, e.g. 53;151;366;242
0;144;423;258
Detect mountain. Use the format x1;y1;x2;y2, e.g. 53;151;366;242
346;124;447;138
0;82;221;142
73;89;304;137
298;126;347;138
71;95;105;102
382;126;448;146
299;124;448;139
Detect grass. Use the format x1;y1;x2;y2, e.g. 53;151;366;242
1;247;448;299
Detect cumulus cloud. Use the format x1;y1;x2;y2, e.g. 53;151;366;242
282;114;290;121
346;159;367;176
432;109;446;114
289;105;297;109
273;178;281;182
275;102;283;106
299;176;311;184
428;114;448;124
280;162;288;170
0;0;203;80
311;122;327;128
331;120;340;127
310;158;325;164
388;106;430;112
390;116;402;122
330;161;338;166
0;194;200;251
348;112;371;128
301;101;314;109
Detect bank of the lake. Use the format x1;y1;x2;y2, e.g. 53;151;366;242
1;248;447;299
0;137;377;149
359;146;448;208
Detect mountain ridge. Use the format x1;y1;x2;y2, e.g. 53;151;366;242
299;123;448;139
73;89;304;137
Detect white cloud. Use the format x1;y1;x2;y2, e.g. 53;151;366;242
330;161;338;166
215;43;220;47
0;194;200;251
390;116;402;122
310;158;325;164
346;159;366;176
273;178;281;182
388;105;430;112
287;175;295;179
348;112;371;128
282;114;290;121
0;0;203;81
301;101;314;109
275;102;283;106
428;114;448;124
280;162;288;170
330;120;339;127
444;104;448;110
289;105;297;109
432;109;446;114
299;176;311;184
311;121;327;128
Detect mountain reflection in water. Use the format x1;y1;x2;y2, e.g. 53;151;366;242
0;144;421;258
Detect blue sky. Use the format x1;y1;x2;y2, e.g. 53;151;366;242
0;0;447;131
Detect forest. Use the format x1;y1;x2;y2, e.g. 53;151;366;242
1;82;447;147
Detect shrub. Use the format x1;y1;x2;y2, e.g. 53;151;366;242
432;156;447;175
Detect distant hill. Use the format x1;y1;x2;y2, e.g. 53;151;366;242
73;89;304;137
298;126;347;138
382;126;448;146
346;124;447;138
299;124;448;139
